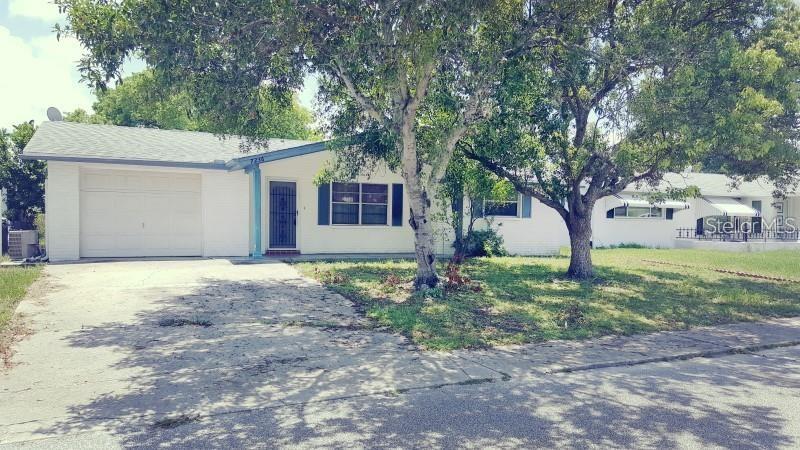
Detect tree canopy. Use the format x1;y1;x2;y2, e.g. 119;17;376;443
0;121;45;227
465;0;800;279
64;69;319;140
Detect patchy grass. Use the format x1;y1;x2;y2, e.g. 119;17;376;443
623;248;800;280
296;249;800;350
1;266;43;332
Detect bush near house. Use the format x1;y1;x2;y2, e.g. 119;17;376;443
34;213;45;250
296;249;800;350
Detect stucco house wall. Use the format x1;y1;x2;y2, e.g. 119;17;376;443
45;162;81;261
474;197;568;255
259;151;426;255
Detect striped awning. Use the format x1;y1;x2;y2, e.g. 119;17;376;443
608;194;691;210
699;197;761;218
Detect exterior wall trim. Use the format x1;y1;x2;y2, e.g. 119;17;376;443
20;154;229;170
227;141;328;171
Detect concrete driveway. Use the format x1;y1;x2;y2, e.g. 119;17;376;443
0;259;491;445
2;259;800;448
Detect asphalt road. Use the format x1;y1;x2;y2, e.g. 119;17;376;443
6;345;799;449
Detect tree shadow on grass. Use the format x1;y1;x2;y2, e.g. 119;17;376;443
319;257;800;348
23;269;800;448
471;258;800;325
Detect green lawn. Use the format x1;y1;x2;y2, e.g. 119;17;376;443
0;266;43;332
623;248;800;279
296;249;800;350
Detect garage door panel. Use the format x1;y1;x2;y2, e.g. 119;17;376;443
82;173;122;191
170;175;202;192
171;193;201;214
80;170;202;258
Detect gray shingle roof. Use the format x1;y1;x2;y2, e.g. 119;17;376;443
22;121;318;168
626;172;780;197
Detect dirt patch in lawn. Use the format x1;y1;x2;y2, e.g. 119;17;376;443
0;316;33;370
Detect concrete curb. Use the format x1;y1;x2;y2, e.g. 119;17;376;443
546;339;800;374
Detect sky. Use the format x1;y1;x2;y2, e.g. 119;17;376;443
0;0;318;131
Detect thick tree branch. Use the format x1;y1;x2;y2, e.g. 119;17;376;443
331;59;388;126
463;148;569;219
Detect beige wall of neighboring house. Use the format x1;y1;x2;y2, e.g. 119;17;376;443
590;195;696;249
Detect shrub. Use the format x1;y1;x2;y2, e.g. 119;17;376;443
444;262;482;292
557;302;587;329
462;229;507;257
33;212;45;248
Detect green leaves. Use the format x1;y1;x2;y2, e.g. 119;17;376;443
64;69;319;140
0;122;45;227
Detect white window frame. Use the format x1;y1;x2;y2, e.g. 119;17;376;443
330;182;390;226
612;205;664;219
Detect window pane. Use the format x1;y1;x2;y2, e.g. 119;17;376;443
614;206;627;217
332;203;359;224
361;184;388;204
626;206;651;217
332;192;359;203
362;204;388;225
485;201;518;217
332;182;359;203
626;206;662;218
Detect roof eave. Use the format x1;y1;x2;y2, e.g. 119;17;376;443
226;141;329;171
20;153;230;170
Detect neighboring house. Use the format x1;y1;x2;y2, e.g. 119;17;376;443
591;173;799;251
21;122;800;261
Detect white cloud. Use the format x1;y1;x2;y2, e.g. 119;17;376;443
0;26;95;129
7;0;63;23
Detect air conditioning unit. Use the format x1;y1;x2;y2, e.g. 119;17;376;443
8;230;39;260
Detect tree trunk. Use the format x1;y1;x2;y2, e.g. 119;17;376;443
566;212;594;280
396;115;441;290
407;192;439;289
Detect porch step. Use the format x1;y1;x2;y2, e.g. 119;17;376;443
265;249;301;256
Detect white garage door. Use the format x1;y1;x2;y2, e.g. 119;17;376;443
80;169;202;257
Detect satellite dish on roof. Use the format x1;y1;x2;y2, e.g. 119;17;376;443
46;107;63;122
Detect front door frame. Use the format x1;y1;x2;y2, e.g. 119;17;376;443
265;178;299;250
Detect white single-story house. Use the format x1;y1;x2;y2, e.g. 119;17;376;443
21;121;800;261
592;172;799;251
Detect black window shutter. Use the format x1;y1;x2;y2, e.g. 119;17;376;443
606;208;614;219
391;184;403;226
666;208;674;220
318;183;330;225
521;195;532;218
